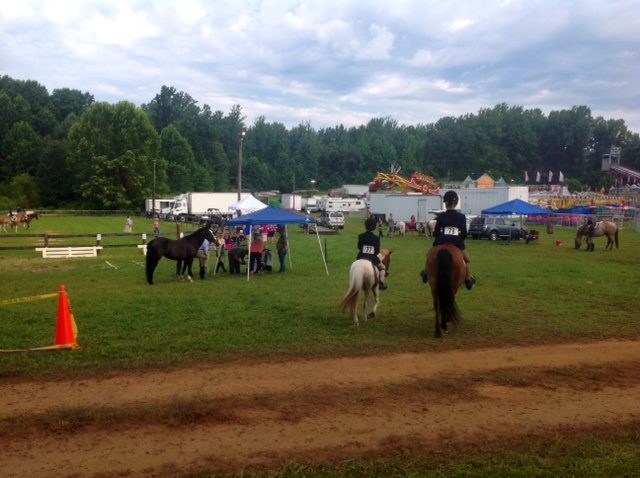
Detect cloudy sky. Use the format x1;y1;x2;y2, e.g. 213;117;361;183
2;0;639;132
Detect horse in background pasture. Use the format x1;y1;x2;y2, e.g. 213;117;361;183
146;224;216;284
16;210;39;229
0;214;17;232
421;244;466;338
340;249;393;326
575;221;619;251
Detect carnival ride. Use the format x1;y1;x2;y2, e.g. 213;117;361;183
369;166;440;195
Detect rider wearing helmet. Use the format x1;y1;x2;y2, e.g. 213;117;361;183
430;190;476;290
357;216;388;290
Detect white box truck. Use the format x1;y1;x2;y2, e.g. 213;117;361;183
168;192;250;222
145;198;175;217
368;193;443;223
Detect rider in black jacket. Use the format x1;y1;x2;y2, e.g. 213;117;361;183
430;190;476;290
357;217;388;290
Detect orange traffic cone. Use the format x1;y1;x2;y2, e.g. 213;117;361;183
55;285;79;350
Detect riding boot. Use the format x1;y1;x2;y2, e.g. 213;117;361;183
199;266;206;279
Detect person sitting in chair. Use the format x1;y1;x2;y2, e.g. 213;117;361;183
357;217;388;290
425;190;476;290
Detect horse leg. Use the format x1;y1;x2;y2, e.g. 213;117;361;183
185;259;194;283
362;289;370;322
352;292;360;326
369;285;379;319
433;299;442;338
176;260;183;281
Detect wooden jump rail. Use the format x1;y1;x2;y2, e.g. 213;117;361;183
35;246;103;258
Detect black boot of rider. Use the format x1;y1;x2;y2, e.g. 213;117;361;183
199;267;206;279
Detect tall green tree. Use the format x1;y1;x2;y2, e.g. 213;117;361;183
160;125;198;193
67;102;160;208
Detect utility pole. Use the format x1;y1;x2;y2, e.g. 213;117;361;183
237;131;246;201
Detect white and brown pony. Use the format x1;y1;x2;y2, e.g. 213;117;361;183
0;214;18;232
340;249;393;326
425;219;437;238
575;221;619;251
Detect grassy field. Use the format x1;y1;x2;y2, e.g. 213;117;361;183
2;213;640;476
1;213;639;377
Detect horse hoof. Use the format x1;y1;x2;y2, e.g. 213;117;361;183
368;312;375;319
188;277;193;283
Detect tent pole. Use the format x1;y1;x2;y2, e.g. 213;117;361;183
315;225;329;275
285;225;293;270
246;225;252;281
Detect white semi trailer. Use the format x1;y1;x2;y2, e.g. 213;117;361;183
167;192;250;222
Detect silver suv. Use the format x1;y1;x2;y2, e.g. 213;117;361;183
319;211;345;229
469;216;523;241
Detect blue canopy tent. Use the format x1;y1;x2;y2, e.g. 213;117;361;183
481;199;553;243
481;198;553;216
227;207;327;280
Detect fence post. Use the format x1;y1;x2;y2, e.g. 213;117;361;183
141;233;147;245
176;223;181;240
96;233;102;247
44;233;49;247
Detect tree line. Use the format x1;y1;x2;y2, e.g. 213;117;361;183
1;74;639;210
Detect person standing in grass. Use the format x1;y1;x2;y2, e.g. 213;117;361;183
153;217;160;237
276;225;288;272
125;215;133;233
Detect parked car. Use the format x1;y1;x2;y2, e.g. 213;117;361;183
469;216;523;241
318;211;345;229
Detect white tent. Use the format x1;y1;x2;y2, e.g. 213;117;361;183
228;194;268;215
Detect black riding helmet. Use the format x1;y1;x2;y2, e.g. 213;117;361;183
443;190;459;207
365;217;377;231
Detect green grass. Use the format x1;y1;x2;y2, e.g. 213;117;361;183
1;213;639;377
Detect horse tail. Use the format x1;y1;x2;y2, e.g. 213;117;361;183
435;249;460;325
340;265;363;313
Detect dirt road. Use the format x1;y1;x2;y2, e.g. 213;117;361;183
2;339;640;477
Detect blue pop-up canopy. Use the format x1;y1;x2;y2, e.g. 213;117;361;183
482;199;553;215
227;207;327;280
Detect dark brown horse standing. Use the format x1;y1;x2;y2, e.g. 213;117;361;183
575;221;619;251
146;225;216;284
420;244;466;338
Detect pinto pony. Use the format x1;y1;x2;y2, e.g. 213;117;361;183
0;214;17;232
575;221;619;251
340;249;392;326
421;244;466;338
146;225;216;284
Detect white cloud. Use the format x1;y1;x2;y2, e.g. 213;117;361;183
0;0;638;132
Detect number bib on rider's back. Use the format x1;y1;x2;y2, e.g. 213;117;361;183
361;245;375;254
443;226;459;236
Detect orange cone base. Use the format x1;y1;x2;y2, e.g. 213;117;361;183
54;285;79;349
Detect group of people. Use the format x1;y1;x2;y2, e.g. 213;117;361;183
196;225;289;279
